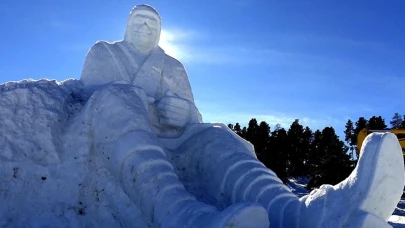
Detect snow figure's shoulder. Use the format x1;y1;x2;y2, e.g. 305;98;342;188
163;52;186;70
86;40;117;55
94;40;114;47
84;40;127;60
160;48;195;102
80;40;128;88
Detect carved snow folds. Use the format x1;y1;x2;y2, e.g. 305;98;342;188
242;171;291;201
231;167;284;204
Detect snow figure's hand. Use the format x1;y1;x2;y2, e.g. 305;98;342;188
156;90;191;129
131;86;154;111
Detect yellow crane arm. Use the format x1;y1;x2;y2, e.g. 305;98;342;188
356;128;405;157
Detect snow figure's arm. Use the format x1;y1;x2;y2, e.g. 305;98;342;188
156;56;202;128
80;41;129;88
168;61;202;124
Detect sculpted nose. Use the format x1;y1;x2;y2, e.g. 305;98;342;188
138;23;150;32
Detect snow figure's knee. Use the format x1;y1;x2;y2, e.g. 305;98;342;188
177;127;246;173
108;83;152;112
179;127;258;182
93;83;148;115
193;126;256;160
84;85;153;142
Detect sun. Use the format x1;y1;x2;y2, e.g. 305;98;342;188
158;29;185;60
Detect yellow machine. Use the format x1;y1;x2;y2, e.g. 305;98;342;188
356;128;405;157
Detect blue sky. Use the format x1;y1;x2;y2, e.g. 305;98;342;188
1;0;404;139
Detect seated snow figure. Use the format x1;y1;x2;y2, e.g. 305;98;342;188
80;4;201;139
79;4;405;228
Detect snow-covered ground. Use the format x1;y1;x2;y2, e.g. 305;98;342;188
286;176;310;198
389;199;405;227
287;177;405;227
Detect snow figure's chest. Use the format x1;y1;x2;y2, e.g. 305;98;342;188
115;43;163;98
127;54;145;81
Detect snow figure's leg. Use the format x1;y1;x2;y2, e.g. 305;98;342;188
82;84;269;228
176;125;404;228
176;126;299;227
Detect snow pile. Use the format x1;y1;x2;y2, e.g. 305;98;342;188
390;202;405;228
0;79;82;164
0;79;148;227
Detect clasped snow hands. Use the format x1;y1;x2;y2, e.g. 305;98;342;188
131;86;191;129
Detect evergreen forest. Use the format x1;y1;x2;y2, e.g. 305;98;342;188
227;113;405;190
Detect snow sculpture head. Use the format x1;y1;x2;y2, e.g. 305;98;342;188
124;4;161;54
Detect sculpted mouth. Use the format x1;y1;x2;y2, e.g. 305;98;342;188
134;31;151;37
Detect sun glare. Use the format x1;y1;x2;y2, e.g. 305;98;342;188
159;29;185;60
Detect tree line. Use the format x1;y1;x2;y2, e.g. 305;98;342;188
227;113;405;190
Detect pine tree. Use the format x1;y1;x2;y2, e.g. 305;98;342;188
267;127;289;182
344;119;355;160
391;113;403;129
245;118;258;144
352;117;368;152
301;126;313;175
367;116;387;130
287;119;306;177
234;123;242;137
241;127;247;138
255;121;271;162
307;130;322;177
306;127;353;190
227;123;234;131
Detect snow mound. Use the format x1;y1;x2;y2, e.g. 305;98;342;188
0;79;82;164
0;79;148;227
389;199;405;227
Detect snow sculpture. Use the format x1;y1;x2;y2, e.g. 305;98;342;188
80;4;201;139
0;3;403;228
77;3;405;228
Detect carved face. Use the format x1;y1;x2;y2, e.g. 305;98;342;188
124;5;161;54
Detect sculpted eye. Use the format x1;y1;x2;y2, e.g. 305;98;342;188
133;17;144;24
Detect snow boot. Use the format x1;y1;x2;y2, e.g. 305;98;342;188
296;132;404;227
264;132;404;227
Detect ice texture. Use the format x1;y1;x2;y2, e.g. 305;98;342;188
0;3;404;228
